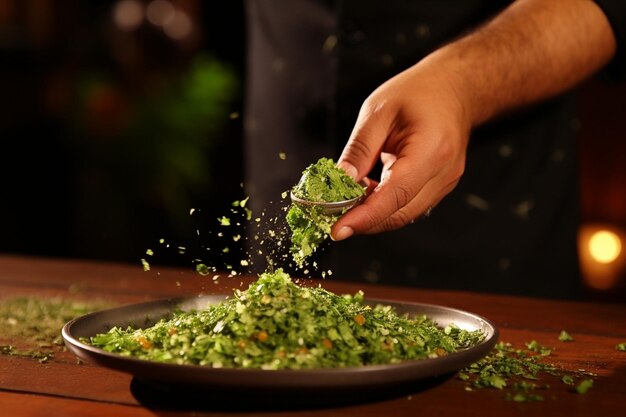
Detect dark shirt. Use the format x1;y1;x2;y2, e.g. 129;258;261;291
244;0;624;299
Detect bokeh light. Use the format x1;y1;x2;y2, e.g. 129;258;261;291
578;224;626;291
146;0;175;27
589;230;622;264
113;0;144;31
163;10;193;40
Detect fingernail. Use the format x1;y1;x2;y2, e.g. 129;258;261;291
333;226;354;241
338;162;358;179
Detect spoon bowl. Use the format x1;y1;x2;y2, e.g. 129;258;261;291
290;191;365;215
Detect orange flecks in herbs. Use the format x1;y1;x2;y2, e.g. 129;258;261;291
354;314;366;326
137;336;153;349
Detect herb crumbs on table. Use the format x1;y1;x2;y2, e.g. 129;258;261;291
460;332;598;401
0;296;113;362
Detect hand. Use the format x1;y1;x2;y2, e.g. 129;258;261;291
329;0;617;242
331;59;471;241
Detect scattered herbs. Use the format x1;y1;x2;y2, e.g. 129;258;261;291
460;336;597;401
558;330;573;342
526;340;553;356
575;378;594;394
0;297;112;362
616;342;626;351
88;269;485;369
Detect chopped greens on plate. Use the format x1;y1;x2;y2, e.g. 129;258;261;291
88;269;485;370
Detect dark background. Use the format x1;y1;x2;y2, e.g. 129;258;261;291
1;0;625;301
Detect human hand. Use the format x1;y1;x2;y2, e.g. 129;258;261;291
331;59;471;241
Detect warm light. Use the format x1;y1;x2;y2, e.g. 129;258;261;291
163;10;192;40
113;0;144;31
578;224;626;291
588;230;622;264
146;0;175;27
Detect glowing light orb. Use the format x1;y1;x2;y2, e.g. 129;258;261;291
588;230;622;264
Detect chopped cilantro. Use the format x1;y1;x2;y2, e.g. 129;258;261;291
287;157;365;268
1;297;112;362
575;379;593;394
140;258;150;271
88;269;485;369
196;264;211;276
558;330;573;342
526;340;553;356
461;340;598;401
291;157;364;203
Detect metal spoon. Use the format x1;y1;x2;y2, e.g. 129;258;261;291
289;191;366;215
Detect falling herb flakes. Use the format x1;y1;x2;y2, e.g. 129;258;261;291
459;338;597;401
0;297;113;363
287;157;365;268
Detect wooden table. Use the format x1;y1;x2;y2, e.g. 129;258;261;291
1;254;625;416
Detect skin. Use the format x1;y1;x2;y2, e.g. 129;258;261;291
331;0;617;241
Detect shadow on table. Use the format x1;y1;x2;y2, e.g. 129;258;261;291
130;373;453;412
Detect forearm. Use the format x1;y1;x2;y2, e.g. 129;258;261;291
423;0;617;128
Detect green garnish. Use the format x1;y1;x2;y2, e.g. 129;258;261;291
286;204;335;267
615;342;626;351
88;269;484;369
525;340;553;356
463;342;558;391
558;330;573;342
291;157;364;203
287;157;365;267
140;258;150;271
1;297;112;363
461;337;598;401
575;379;593;394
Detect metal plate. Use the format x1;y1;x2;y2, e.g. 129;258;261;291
62;295;498;394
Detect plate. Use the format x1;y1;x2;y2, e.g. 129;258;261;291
62;295;498;397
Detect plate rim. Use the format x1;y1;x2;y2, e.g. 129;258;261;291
62;294;499;389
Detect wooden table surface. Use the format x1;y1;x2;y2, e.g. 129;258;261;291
1;254;626;416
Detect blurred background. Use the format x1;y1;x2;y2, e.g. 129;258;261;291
0;0;625;302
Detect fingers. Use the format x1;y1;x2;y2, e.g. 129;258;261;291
331;145;463;239
337;99;391;181
360;180;456;234
332;154;429;238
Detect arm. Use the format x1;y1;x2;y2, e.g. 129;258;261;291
332;0;617;241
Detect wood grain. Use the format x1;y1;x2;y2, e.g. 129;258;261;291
1;255;625;416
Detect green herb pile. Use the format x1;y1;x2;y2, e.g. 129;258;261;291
88;269;484;369
287;157;365;267
0;297;111;363
291;157;364;203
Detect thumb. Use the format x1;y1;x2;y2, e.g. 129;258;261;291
337;100;390;181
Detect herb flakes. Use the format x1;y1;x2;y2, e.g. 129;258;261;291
88;269;485;370
460;333;598;401
0;297;112;362
287;157;365;268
